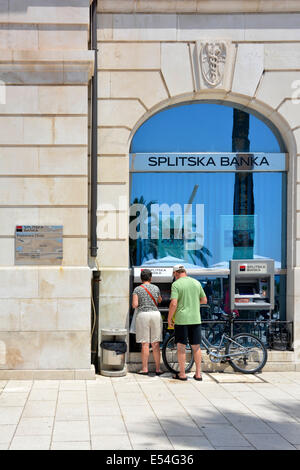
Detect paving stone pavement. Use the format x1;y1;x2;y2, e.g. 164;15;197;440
0;371;300;450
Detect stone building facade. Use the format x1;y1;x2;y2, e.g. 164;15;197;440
96;0;300;371
0;1;94;379
1;0;300;378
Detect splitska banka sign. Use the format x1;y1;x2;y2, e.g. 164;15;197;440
130;153;287;172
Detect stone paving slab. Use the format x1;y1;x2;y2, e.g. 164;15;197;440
91;435;132;450
243;433;296;450
0;371;300;450
22;400;57;418
55;403;89;421
200;423;251;447
220;412;275;434
15;417;54;437
28;389;58;401
10;436;51;450
169;435;214;450
209;373;264;383
0;407;23;425
51;441;91;450
0;424;17;444
0;392;28;407
266;422;300;445
52;420;90;442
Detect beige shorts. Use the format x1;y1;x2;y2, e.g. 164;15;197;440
135;310;162;343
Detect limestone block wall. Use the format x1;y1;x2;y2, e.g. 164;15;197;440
97;1;300;367
0;1;94;377
98;1;300;14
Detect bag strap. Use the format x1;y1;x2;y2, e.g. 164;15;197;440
141;285;158;307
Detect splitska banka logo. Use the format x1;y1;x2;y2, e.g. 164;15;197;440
147;155;270;168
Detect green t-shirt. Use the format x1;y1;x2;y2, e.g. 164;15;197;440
170;276;206;325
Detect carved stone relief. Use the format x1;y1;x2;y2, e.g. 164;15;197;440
193;40;237;91
200;41;227;87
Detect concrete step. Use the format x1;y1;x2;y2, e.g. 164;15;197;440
127;350;296;372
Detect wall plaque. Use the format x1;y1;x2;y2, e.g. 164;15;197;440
15;226;63;265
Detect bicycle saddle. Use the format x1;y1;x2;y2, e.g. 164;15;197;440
221;311;239;320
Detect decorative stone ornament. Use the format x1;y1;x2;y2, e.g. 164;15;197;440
193;40;236;92
200;41;227;87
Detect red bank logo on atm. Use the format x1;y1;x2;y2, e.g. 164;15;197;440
239;265;246;272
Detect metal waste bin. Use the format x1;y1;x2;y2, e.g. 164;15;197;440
100;328;127;377
101;341;127;366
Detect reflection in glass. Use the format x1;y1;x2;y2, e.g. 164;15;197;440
132;103;282;153
199;274;286;325
130;102;286;271
232;109;255;259
130;172;285;269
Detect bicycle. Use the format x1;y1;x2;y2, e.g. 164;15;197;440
161;312;268;375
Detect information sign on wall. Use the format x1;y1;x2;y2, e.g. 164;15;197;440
15;226;63;265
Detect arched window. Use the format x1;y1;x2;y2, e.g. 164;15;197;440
130;103;287;320
130;102;286;268
131;102;283;153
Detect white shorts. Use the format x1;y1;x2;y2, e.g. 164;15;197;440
135;310;162;343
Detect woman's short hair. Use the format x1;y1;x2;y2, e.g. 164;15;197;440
140;269;152;282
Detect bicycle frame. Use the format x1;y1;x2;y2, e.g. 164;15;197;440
201;330;254;360
162;319;268;374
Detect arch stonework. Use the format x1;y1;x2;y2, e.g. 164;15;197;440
97;10;300;368
129;91;297;155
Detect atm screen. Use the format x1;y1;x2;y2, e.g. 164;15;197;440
238;285;255;295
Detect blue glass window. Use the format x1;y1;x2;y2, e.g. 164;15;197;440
130;103;286;270
130;172;286;269
132;103;282;153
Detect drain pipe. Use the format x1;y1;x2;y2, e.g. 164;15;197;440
90;0;98;258
90;0;100;373
91;270;101;373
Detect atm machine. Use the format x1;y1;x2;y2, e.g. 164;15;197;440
230;259;275;314
129;266;174;351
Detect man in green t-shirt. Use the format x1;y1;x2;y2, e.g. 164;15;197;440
168;265;207;381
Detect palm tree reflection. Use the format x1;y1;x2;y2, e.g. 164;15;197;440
129;195;212;267
232;109;255;259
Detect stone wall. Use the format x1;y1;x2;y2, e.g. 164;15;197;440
98;0;300;14
0;1;94;378
96;2;300;367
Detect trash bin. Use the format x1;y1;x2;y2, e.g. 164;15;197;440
101;341;127;366
100;328;127;377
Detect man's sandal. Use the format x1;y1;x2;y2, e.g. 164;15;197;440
172;374;187;381
193;374;202;381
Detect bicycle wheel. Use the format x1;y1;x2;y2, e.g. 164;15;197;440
162;334;194;374
226;333;268;374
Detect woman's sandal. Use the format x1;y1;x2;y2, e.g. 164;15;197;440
155;371;164;376
137;371;148;376
193;374;202;381
172;374;187;381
